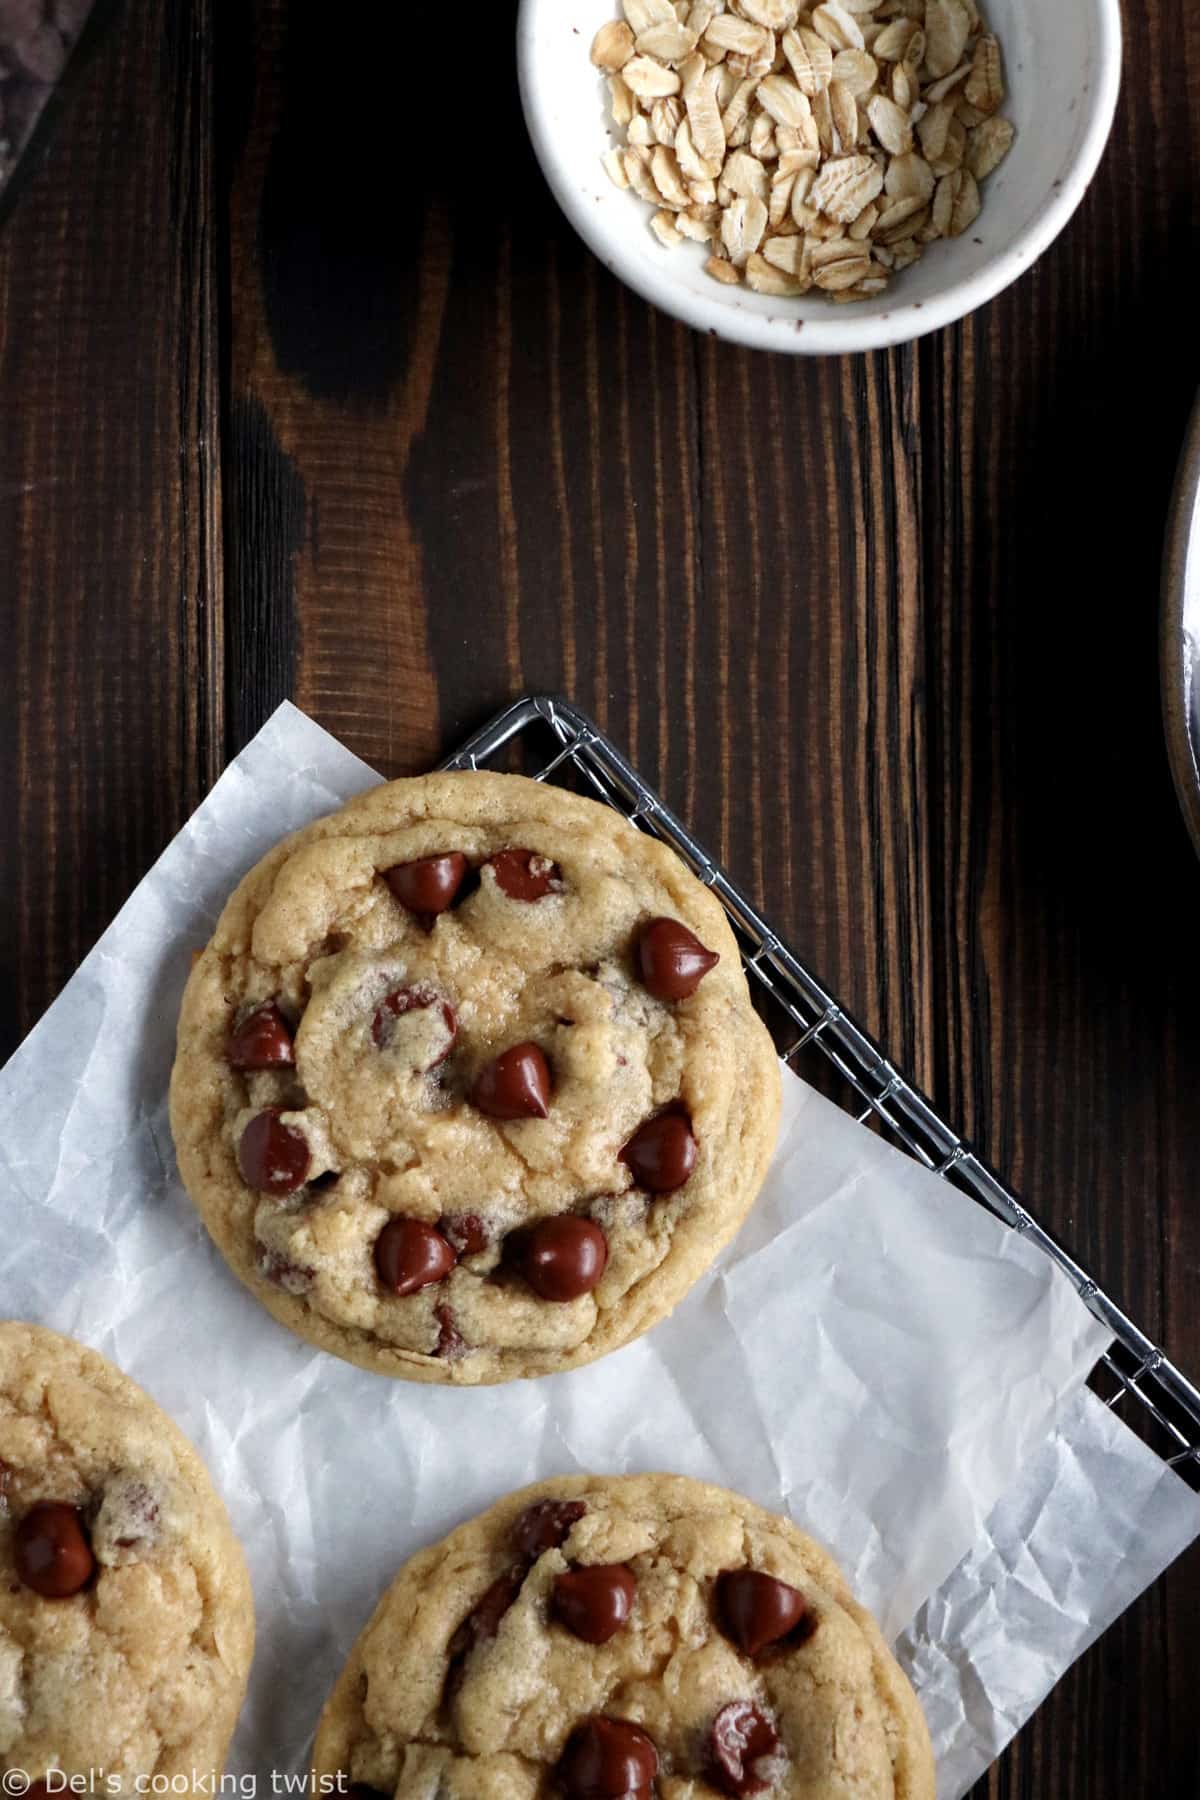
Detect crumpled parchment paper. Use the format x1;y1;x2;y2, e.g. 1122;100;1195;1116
0;702;1195;1797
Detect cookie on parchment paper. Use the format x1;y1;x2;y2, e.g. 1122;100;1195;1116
0;1322;254;1791
170;772;781;1384
311;1472;935;1799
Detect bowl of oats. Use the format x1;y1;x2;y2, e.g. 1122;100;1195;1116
518;0;1122;354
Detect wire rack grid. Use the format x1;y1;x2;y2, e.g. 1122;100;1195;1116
443;693;1200;1487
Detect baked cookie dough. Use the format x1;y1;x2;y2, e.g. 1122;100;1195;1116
311;1473;935;1799
0;1322;254;1792
170;772;781;1384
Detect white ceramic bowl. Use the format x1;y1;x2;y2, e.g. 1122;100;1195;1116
517;0;1122;355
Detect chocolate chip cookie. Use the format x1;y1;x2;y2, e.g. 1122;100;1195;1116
0;1322;254;1790
311;1473;935;1799
170;772;781;1384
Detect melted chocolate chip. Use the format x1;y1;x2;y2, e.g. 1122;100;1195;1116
471;1042;552;1120
370;985;458;1067
434;1303;466;1361
557;1716;658;1800
107;1480;160;1551
444;1564;524;1702
345;1787;390;1800
520;1216;607;1302
636;917;720;1001
440;1211;489;1257
511;1498;587;1559
454;1567;524;1656
14;1501;95;1598
227;999;296;1071
706;1701;782;1797
256;1244;316;1293
620;1111;697;1193
487;848;563;902
715;1570;810;1657
374;1218;457;1297
552;1563;637;1645
237;1109;311;1195
383;852;469;917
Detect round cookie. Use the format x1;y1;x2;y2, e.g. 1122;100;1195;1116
0;1322;254;1791
170;772;781;1384
311;1472;935;1799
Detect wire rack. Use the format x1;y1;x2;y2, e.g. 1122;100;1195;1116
444;693;1200;1488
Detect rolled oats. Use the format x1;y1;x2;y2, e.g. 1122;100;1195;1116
924;0;971;78
833;49;879;98
811;2;866;54
637;19;700;60
591;20;636;72
622;0;677;28
622;53;683;97
745;252;808;294
736;0;802;29
782;25;834;94
594;0;1014;305
810;152;883;223
966;113;1014;181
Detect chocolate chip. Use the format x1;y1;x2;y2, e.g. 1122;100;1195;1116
557;1716;658;1800
440;1211;489;1257
374;1218;457;1297
14;1501;95;1598
345;1787;390;1800
371;984;458;1067
434;1302;467;1360
706;1701;782;1797
520;1216;607;1302
636;917;720;1000
384;851;469;917
93;1474;161;1562
552;1563;636;1645
715;1571;809;1657
236;1109;311;1195
445;1564;525;1700
256;1244;316;1293
109;1483;159;1549
619;1111;697;1193
487;848;563;902
511;1498;587;1559
227;999;296;1071
471;1042;552;1120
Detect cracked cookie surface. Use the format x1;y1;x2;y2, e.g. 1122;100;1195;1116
0;1323;254;1791
170;773;781;1384
310;1473;935;1800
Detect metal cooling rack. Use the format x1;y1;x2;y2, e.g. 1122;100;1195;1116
444;693;1200;1487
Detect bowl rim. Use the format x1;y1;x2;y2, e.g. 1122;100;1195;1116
516;0;1124;356
1162;389;1200;859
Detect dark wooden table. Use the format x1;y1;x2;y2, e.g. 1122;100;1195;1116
2;1;1199;1792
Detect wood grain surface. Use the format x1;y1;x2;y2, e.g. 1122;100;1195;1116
2;0;1199;1792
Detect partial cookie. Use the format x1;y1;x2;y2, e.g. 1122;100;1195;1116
0;1322;254;1791
311;1472;935;1799
170;772;781;1384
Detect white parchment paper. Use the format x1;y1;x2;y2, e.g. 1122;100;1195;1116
0;702;1196;1795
